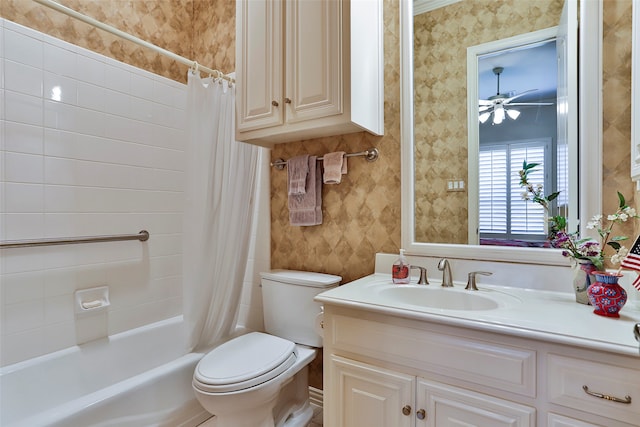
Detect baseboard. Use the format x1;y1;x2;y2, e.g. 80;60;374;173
309;386;323;409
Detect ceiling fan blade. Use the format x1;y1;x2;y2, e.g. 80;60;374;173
507;102;554;106
479;105;494;112
503;88;538;103
479;99;493;106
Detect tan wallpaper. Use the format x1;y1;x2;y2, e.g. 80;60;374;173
413;0;563;244
0;0;235;84
270;0;401;285
602;0;636;263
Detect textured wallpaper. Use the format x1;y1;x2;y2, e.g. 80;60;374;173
602;0;636;257
0;0;235;83
413;0;563;244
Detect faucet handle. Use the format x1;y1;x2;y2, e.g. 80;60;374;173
410;266;429;285
466;271;492;291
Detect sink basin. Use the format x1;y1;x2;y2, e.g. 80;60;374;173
376;285;520;311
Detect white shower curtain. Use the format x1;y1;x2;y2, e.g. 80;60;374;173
183;72;259;352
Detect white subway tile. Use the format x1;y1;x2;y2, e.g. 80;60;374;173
1;271;44;304
4;60;43;97
129;96;153;122
4;182;43;213
130;72;154;100
44;43;77;78
4;151;43;183
0;328;44;367
4;91;43;127
77;81;105;111
1;299;45;335
4;28;43;69
44;72;77;105
43;321;76;354
104;88;131;117
4;122;43;155
3;212;44;240
44;294;74;323
76;54;105;86
105;63;131;93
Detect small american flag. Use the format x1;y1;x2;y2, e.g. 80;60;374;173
621;235;640;291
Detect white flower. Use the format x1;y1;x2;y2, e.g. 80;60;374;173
619;213;629;222
607;214;618;221
586;214;602;229
611;246;629;264
521;191;530;201
623;207;637;217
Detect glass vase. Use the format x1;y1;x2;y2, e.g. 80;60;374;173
587;271;627;318
572;259;596;305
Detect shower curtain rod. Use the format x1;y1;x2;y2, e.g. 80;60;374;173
32;0;234;83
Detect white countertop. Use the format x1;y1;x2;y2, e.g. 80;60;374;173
316;273;640;358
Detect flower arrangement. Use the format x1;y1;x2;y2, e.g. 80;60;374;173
519;161;638;271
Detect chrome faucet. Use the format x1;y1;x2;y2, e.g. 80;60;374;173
465;271;492;291
437;258;453;287
410;266;429;284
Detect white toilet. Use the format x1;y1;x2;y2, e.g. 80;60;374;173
192;270;341;427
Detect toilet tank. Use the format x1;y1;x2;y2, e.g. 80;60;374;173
260;270;341;347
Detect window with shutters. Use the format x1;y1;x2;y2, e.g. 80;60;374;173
479;138;552;242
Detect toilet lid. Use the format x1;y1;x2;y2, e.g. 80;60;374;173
193;332;297;393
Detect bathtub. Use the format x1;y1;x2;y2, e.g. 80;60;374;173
0;316;210;427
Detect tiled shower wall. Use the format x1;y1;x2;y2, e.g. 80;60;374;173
0;19;188;365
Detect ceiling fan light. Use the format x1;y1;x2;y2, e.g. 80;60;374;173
479;112;491;123
493;105;505;124
506;109;520;120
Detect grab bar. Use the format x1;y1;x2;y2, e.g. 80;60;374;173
0;230;149;249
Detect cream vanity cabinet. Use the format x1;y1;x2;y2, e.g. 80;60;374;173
322;305;640;427
235;0;384;146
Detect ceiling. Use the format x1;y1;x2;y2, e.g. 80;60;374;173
478;40;558;103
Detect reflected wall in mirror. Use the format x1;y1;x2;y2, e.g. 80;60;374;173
413;0;564;245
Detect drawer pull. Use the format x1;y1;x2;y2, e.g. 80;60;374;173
402;405;411;416
582;385;632;404
416;408;426;420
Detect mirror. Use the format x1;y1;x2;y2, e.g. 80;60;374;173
401;0;602;265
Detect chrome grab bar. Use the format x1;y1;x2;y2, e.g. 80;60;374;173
0;230;149;249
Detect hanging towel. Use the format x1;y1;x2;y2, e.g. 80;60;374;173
322;151;348;184
287;154;310;195
289;156;323;226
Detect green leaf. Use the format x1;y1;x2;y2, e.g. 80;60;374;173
618;191;626;208
546;192;560;202
608;241;621;251
523;162;539;170
610;235;628;242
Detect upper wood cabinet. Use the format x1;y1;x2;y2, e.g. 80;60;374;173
235;0;384;146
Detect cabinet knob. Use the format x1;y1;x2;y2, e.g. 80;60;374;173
272;100;279;107
416;409;426;420
401;405;412;416
284;97;292;104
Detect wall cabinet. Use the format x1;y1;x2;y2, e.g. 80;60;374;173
235;0;384;146
323;305;640;427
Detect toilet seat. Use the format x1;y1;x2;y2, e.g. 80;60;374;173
193;332;297;393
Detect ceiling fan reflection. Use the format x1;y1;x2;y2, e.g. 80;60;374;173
479;66;554;125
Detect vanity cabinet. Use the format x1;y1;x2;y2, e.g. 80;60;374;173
235;0;383;146
323;304;640;427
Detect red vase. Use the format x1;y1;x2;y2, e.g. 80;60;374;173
587;272;627;318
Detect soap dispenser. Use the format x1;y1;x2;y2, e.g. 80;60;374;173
392;249;410;284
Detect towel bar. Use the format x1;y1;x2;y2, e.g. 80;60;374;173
0;230;150;249
270;148;379;170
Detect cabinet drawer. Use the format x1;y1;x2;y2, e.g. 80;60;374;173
331;315;536;397
547;353;640;425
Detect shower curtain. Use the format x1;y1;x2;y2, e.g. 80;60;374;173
183;72;259;351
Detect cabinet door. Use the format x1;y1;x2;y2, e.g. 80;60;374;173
236;0;283;132
547;413;601;427
285;0;342;123
329;355;415;427
416;379;536;427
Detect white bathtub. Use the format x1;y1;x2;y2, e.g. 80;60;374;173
0;316;210;427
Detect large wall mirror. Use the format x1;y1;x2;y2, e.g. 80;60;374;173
401;0;602;265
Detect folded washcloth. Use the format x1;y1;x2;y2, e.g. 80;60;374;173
322;151;347;184
289;156;323;226
287;154;309;195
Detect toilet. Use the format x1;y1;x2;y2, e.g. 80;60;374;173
192;270;341;427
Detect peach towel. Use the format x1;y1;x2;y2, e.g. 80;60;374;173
322;151;347;184
287;154;309;195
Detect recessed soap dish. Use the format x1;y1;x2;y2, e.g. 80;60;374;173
74;286;110;317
